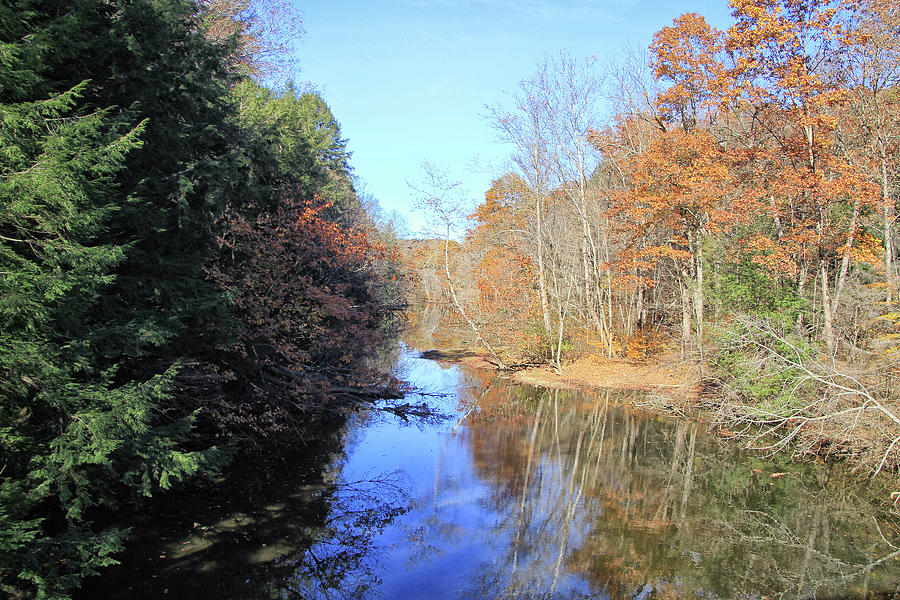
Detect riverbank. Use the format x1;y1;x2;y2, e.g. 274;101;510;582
420;346;900;483
511;355;701;399
421;348;700;398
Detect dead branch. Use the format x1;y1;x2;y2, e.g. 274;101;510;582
712;316;900;480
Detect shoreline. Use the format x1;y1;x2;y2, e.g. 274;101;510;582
422;348;701;398
421;347;704;417
418;347;900;484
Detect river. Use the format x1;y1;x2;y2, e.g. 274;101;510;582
80;344;900;599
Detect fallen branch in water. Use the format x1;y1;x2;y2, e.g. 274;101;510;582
376;401;446;422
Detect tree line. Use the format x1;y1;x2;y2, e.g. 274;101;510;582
0;1;405;597
409;0;900;475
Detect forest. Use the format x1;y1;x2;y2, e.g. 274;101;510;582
406;0;900;483
6;0;900;597
0;0;406;597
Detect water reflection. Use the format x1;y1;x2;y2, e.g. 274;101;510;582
460;384;900;599
82;349;900;599
79;428;411;599
287;473;410;599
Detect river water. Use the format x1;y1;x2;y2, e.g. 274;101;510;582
82;345;900;599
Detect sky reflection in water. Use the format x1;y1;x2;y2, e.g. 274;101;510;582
322;348;900;599
82;346;900;599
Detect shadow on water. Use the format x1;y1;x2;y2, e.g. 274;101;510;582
81;346;900;599
78;419;411;600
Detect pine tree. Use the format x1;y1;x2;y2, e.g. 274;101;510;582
1;2;229;596
1;2;406;596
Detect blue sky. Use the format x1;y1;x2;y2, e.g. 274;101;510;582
294;0;734;235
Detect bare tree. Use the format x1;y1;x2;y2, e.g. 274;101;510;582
485;71;556;343
410;162;507;368
199;0;304;81
537;52;611;351
486;52;612;363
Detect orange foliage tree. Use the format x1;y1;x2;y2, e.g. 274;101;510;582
650;12;726;133
612;129;734;349
593;12;737;353
468;174;543;356
474;0;898;366
724;0;880;351
840;0;900;301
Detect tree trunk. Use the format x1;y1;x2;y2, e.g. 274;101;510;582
635;284;645;332
604;231;615;358
833;197;860;312
882;149;895;305
553;277;575;373
680;268;692;355
796;260;808;334
692;232;705;371
535;194;553;337
443;231;507;369
582;231;603;335
771;195;784;239
820;260;836;355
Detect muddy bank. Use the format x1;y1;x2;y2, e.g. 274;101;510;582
418;347;900;483
420;348;700;399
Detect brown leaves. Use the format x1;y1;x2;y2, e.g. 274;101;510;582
203;189;399;434
603;129;735;279
651;12;726;128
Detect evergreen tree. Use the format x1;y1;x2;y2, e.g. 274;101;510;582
0;2;230;596
1;1;405;596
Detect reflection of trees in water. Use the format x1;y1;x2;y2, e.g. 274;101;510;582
78;425;410;600
403;302;488;353
286;474;410;600
403;302;449;350
453;388;607;598
463;383;900;599
417;301;446;341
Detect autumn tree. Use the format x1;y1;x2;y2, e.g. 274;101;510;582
611;129;733;353
589;50;665;346
650;12;726;134
839;0;900;302
411;162;507;368
467;174;544;357
586;15;731;356
486;80;554;346
204;192;400;434
723;0;882;353
645;14;728;351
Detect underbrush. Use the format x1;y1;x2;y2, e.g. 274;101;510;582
709;316;900;481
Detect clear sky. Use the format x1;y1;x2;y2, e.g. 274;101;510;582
293;0;734;235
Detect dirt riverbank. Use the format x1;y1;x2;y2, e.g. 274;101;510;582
420;348;701;400
419;347;900;485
